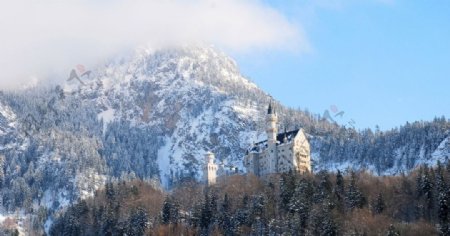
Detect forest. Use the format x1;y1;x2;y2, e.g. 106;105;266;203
47;162;450;236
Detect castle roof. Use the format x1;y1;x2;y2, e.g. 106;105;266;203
250;129;300;153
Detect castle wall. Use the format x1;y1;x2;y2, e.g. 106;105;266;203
277;142;294;173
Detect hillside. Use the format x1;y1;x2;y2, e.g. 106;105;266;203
0;46;448;234
49;166;449;236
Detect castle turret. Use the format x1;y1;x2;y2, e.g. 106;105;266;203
266;102;278;144
266;102;278;173
203;152;218;186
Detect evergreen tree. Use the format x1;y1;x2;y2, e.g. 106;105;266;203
219;194;234;235
209;192;218;226
162;196;173;225
345;172;365;210
162;196;180;224
236;194;252;227
436;165;449;235
102;206;117;236
372;192;385;215
335;170;345;201
420;166;434;220
251;217;266;236
289;178;313;235
127;207;148;236
314;170;332;204
105;182;115;201
200;193;212;231
386;224;400;236
279;171;296;212
251;195;265;219
311;203;337;236
416;166;424;197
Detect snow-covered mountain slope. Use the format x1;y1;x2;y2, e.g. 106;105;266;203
0;46;448;228
67;46;270;187
64;46;450;182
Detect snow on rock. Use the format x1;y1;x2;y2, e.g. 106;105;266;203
429;136;450;164
71;45;268;186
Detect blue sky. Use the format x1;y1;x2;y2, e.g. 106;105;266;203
233;0;450;130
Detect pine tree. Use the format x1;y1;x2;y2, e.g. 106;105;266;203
335;170;345;200
436;165;449;235
102;206;116;235
236;194;252;227
420;166;434;220
251;195;265;218
386;224;400;236
200;193;212;230
334;170;345;212
162;196;173;225
289;178;313;235
162;196;179;225
279;172;296;212
314;170;332;204
372;192;385;215
311;203;337;236
345;172;365;211
251;217;265;236
105;182;115;201
219;194;234;235
127;207;148;236
416;166;424;198
209;192;218;226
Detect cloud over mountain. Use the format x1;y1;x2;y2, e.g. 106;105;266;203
0;0;307;89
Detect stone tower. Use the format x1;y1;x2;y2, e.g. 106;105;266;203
203;152;218;186
266;102;278;174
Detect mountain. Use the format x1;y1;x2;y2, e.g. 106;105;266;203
0;46;448;233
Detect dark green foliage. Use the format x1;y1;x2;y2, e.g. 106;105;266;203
386;224;400;236
311;204;337;236
335;170;345;201
288;178;313;235
345;172;366;210
436;163;450;235
50;201;88;236
49;167;450;235
372;193;385;215
279;171;296;212
417;166;435;220
200;193;212;230
218;194;234;235
314;170;332;204
162;196;179;224
126;208;148;236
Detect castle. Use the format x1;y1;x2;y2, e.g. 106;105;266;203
203;103;311;185
243;103;311;176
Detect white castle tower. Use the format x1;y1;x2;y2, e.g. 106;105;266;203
244;102;311;176
266;102;278;174
203;151;218;186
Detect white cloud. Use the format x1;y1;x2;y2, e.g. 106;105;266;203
0;0;307;89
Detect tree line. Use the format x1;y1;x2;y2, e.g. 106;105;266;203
49;162;450;235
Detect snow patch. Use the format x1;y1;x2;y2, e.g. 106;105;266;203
98;108;116;133
157;137;172;189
